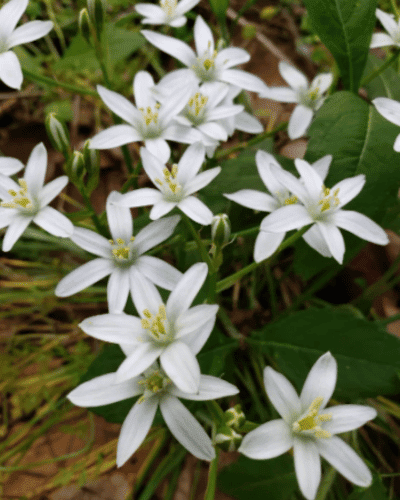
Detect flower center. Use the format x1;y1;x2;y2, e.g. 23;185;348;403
193;42;218;81
292;397;332;439
274;190;297;207
185;92;208;125
317;186;340;215
139;104;161;138
299;86;321;109
138;368;171;402
155;164;183;201
1;179;37;213
141;305;173;344
160;0;177;17
109;237;136;266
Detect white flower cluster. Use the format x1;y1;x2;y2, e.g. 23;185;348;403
0;0;390;498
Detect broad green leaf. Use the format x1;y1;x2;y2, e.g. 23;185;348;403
348;477;389;500
302;0;377;91
218;455;297;500
362;53;400;101
251;307;400;399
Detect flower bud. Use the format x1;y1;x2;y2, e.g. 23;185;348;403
79;8;93;45
211;214;231;249
70;151;85;182
87;0;106;37
82;140;100;194
45;113;71;157
215;426;242;452
224;404;246;430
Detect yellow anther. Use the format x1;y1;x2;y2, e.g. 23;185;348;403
318;187;340;213
116;238;125;245
141;319;151;329
130;236;135;242
112;246;130;260
143;309;152;319
156;164;182;196
309;87;320;101
139;106;159;126
292;397;332;439
160;0;177;16
138;369;171;403
8;190;17;197
171;164;178;177
188;92;209;117
141;305;168;340
284;195;298;205
155;178;163;186
1;179;34;210
109;239;114;245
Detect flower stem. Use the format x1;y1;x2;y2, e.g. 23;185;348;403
204;449;219;500
216;226;310;293
23;69;98;96
80;190;108;237
314;466;336;500
360;49;400;87
181;213;215;273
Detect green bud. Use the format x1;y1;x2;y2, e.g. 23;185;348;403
224;404;246;430
211;213;231;249
260;6;279;20
79;8;93;45
70;151;85;182
215;426;242;452
82;140;100;194
87;0;106;37
45;113;71;157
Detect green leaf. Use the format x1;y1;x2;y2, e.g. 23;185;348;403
208;0;229;19
348;476;389;500
302;0;377;91
218;454;297;500
362;53;400;101
250;307;400;399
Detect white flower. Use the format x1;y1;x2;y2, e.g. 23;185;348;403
0;143;73;251
370;9;400;48
239;352;377;500
89;71;202;163
142;16;268;94
372;97;400;151
0;0;53;89
259;158;389;264
224;151;332;262
0;155;24;176
135;0;201;27
116;142;220;225
55;191;182;313
78;263;218;394
68;362;239;465
260;62;333;139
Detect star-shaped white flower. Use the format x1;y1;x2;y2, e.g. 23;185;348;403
259;158;389;264
135;0;201;27
78;263;218;394
116;142;220;225
0;143;73;251
239;352;377;500
224;151;332;262
142;15;268;95
89;71;202;163
68;362;239;466
55;191;182;313
260;62;333;139
0;0;53;89
372;97;400;151
370;9;400;48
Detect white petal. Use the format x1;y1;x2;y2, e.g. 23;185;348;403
97;85;141;125
235;111;263;133
90;125;142;149
7;20;53;48
302;225;332;258
169;15;186;27
311;155;332;182
0;157;23;176
376;8;399;38
141;29;196;67
117;398;158;467
130;268;163;316
116;343;164;382
185;167;221;196
394;133;400;152
175;0;201;16
134;70;156;109
145;138;170;164
0;173;19;199
310;73;333;94
0;207;19;229
373;97;400;127
317;222;345;264
70;226;111;258
370;32;395;48
260;205;313;233
24;143;47;196
333;210;388;245
106;191;133;242
33;206;74;237
239;419;293;459
221;69;268;93
225;189;277;212
255;150;285;194
116;188;162;208
163;124;203;145
300;352;337;411
288;105;314;139
176;142;205;185
176;304;218;339
160;341;200;393
0;0;28;36
261;86;298;102
323;405;377;435
150;200;176;219
0;50;22;89
156;69;198;96
183;315;216;355
194;15;214;55
293;437;321;500
279;61;309;90
316;436;372;487
55;258;113;297
171;374;238;401
79;313;143;344
166;262;208;321
254;230;285;262
140;146;167;185
107;268;130;313
178;196;214;225
269;164;309;204
215;47;250;69
264;366;301;424
295;158;324;200
197;122;228;141
2;214;32;251
135;255;182;290
38;175;68;207
332;174;366;208
158;83;196;122
135;3;165;20
68;373;142;407
134;215;180;255
160;395;215;460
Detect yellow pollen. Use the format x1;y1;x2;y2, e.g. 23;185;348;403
203;51;217;71
292;397;332;439
139;106;159;126
1;179;34;210
188;92;208;117
156;165;181;195
318;186;340;213
116;238;125;245
141;305;168;339
160;0;177;16
111;237;131;260
137;370;171;403
284;195;298;205
308;87;320;101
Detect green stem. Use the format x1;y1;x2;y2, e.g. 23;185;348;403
378;311;400;326
314;467;336;500
215;122;287;160
80;191;108;237
217;308;244;339
391;0;400;21
204;449;219;500
181;213;215;272
360;49;400;87
216;226;310;293
23;69;98;96
265;263;277;317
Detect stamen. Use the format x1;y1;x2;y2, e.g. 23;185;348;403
292;397;332;439
139;106;159;126
138;369;171;403
156;164;182;197
284;195;298;205
187;92;208;118
141;305;168;340
318;186;340;213
1;179;34;211
110;237;131;261
160;0;177;17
